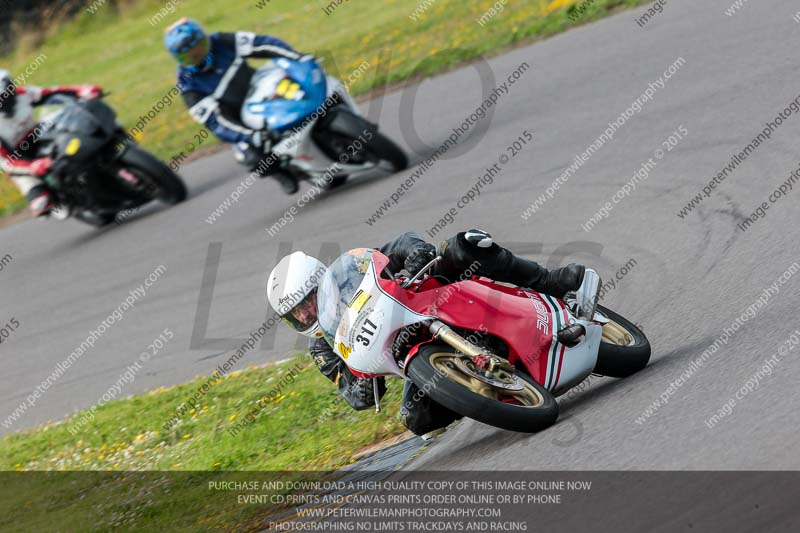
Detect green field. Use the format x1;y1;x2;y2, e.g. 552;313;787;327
1;357;405;472
0;356;408;529
0;177;26;217
0;0;650;217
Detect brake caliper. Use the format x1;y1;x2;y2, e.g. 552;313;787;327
472;353;493;371
472;353;514;375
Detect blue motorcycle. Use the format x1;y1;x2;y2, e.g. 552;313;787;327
241;57;407;188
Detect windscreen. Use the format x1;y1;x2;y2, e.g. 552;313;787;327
316;248;376;348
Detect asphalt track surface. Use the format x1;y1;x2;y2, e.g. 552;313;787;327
1;0;799;475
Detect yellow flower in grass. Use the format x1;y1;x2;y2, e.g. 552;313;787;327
544;0;575;15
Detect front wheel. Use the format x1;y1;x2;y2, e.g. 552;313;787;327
593;305;651;378
117;145;187;205
406;344;559;433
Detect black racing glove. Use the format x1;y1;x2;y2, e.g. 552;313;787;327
437;229;496;278
545;263;585;297
404;242;437;276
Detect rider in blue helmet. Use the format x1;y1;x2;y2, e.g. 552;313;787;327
165;18;304;194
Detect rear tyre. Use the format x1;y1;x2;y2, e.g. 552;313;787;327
406;344;559;433
118;146;187;205
74;210;116;227
327;175;348;189
593;305;651;378
363;127;408;171
315;109;408;172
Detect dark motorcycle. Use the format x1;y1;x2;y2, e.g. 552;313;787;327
38;95;187;226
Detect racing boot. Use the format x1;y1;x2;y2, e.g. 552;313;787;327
253;153;298;194
272;171;299;194
537;263;586;299
502;257;584;298
27;185;56;217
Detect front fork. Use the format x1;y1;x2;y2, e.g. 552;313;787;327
427;320;514;375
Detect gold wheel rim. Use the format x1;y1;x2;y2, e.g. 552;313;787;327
428;352;545;407
601;319;635;346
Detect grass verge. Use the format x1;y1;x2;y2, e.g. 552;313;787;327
0;356;407;529
0;0;651;218
0;177;26;218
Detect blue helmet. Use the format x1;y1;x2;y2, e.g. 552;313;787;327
164;18;212;72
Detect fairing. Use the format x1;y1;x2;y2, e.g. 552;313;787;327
373;253;600;394
318;251;600;393
241;58;327;132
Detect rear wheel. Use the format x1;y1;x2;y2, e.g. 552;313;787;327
593;305;651;378
74;210;116;227
362;127;408;171
406;344;559;433
315;110;408;172
117;146;187;204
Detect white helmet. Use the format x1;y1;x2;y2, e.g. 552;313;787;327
267;251;327;338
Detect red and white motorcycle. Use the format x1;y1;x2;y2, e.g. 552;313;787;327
317;248;651;432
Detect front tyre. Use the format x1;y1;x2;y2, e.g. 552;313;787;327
593;305;651;378
118;146;187;204
406;344;558;433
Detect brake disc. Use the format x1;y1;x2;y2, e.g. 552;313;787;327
452;357;526;391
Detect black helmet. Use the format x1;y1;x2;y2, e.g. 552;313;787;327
0;69;16;117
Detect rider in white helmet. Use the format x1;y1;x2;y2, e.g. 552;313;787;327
266;250;328;338
267;230;586;436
